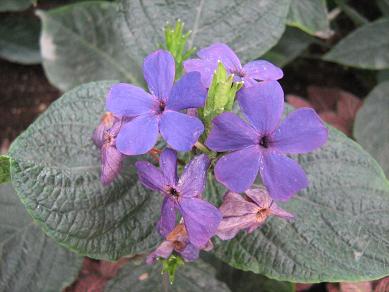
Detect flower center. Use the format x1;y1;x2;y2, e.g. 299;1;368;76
168;186;180;198
103;132;115;146
256;208;270;221
231;68;245;78
158;100;166;114
259;135;270;148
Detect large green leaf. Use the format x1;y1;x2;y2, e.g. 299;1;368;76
0;183;82;291
287;0;330;36
354;81;389;178
206;122;389;282
324;18;389;69
8;81;161;260
40;0;291;91
0;0;31;12
0;15;41;65
262;27;313;67
105;260;231;291
38;1;144;91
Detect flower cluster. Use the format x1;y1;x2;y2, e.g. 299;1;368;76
93;40;328;266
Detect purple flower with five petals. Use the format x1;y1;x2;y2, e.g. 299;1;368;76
206;81;328;200
136;148;222;248
107;50;207;155
92;112;124;185
184;43;283;88
216;187;294;240
146;223;213;264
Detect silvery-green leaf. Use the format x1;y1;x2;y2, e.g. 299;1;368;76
0;0;31;12
0;156;10;184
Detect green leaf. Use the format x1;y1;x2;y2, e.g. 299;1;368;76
120;0;291;64
161;255;185;284
0;15;41;65
0;156;10;184
377;0;389;16
0;0;31;12
38;1;145;91
204;254;294;292
287;0;330;36
8;81;161;260
0;183;83;291
206;116;389;282
354;81;389;178
105;260;231;291
40;0;291;91
324;18;389;69
262;27;313;67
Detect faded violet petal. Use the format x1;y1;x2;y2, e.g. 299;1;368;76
157;197;176;236
197;43;242;72
245;187;272;208
146;241;174;264
135;161;167;192
101;146;123;185
243;60;283;81
219;192;258;217
183;58;216;88
143;50;175;99
167;72;206;111
270;204;295;220
178;154;210;198
237;81;284;134
116;114;159;155
205;112;259;152
160;111;204;151
260;152;308;201
271;108;328;154
179;244;200;262
159;148;178;186
93;122;106;148
216;214;257;240
106;83;154;117
246;222;263;233
215;146;261;193
179;198;222;248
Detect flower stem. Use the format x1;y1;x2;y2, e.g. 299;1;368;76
194;141;213;156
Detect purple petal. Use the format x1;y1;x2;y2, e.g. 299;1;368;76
214;146;261;193
244;187;272;208
237;81;284;134
177;154;210;198
183;58;216;88
146;241;174;264
143;50;175;99
219;192;258;217
135;161;167;192
197;43;242;72
246;222;263;234
205;112;258;152
179;198;222;248
116;114;159;155
241;77;258;88
179;244;200;262
157;197;176;237
106;83;154;117
101;145;123;185
160;111;204;151
260;152;308;201
159;148;178;186
243;60;283;81
167;72;207;111
271;108;328;154
216;214;257;240
93;122;106;148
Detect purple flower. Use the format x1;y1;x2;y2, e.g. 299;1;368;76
183;43;283;88
136;148;222;248
216;187;294;240
146;223;213;264
106;50;207;155
92;112;124;185
206;81;328;200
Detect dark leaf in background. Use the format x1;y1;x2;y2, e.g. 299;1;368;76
0;183;83;292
